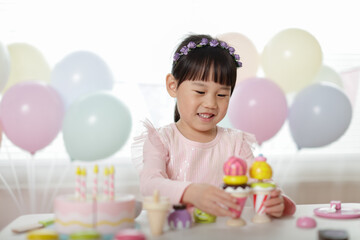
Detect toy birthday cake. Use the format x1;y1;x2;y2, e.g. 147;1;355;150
54;165;136;235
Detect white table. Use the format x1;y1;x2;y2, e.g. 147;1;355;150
1;203;359;240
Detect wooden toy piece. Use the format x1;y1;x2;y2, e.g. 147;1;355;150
249;154;273;181
314;201;360;219
222;156;251;227
226;195;247;226
193;208;217;223
250;154;276;224
296;216;317;228
69;230;101;240
114;229;146;240
251;182;276;224
168;204;192;229
26;229;59;240
143;190;171;236
12;219;54;233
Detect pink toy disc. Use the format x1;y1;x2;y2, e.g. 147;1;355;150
296;216;317;228
314;207;360;219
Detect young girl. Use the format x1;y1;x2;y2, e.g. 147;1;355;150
132;34;296;218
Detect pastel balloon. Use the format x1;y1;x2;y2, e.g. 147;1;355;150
288;84;352;149
217;32;260;83
228;77;288;145
0;125;2;148
313;65;343;88
0;82;64;154
262;28;322;93
63;92;132;161
4;43;51;93
51;51;114;108
0;41;10;92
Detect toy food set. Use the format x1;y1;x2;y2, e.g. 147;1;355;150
249;154;276;223
222;156;251;226
54;165;136;238
168;204;192;229
193;208;217;223
314;200;360;219
143;190;171;236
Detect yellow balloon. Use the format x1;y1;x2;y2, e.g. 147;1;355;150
261;28;323;93
4;43;51;93
217;32;260;83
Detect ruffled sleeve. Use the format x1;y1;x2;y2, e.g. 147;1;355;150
235;131;257;163
131;119;167;173
131;119;191;204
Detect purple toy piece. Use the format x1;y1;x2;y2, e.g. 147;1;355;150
168;204;192;229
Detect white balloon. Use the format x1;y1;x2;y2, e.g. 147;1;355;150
51;51;114;108
0;41;10;92
313;65;343;88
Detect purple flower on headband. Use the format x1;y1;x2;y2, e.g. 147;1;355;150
210;39;219;47
200;38;209;45
228;47;235;55
180;46;189;55
187;41;196;49
220;41;228;49
234;54;240;61
174;53;180;62
237;61;242;67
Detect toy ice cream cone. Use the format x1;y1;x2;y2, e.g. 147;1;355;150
249;154;276;223
251;182;275;223
223;156;251;226
143;190;170;236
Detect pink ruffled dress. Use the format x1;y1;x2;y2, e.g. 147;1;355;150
131;120;257;204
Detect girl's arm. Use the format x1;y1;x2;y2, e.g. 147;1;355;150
139;136;241;217
139;137;191;204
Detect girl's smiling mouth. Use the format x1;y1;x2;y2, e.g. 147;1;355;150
198;113;215;119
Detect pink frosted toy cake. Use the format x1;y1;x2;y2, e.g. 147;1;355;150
54;165;136;235
54;194;135;235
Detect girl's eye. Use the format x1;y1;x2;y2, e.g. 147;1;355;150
218;94;228;97
195;91;205;94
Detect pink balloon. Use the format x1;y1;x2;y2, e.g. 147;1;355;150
228;77;288;145
0;82;64;154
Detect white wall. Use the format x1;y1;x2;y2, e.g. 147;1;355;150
1;0;360;230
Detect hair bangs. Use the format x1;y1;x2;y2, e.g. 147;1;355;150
173;47;237;92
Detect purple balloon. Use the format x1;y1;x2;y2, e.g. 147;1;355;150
228;77;288;145
0;82;64;154
289;84;352;149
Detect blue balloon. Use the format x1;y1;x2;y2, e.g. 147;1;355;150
288;84;352;149
51;51;114;108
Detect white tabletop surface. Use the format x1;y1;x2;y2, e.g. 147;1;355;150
1;203;359;240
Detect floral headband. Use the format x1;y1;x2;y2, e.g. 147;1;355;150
173;38;242;68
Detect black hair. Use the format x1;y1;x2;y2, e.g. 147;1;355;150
171;34;238;122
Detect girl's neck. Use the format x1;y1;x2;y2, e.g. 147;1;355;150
175;120;217;143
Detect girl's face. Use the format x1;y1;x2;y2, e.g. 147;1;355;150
167;74;232;142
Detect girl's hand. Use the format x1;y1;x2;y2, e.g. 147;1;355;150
181;183;240;218
264;189;285;218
